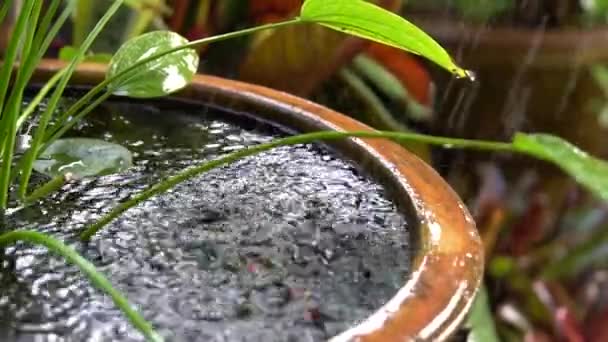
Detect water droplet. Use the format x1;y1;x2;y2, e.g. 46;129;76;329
464;69;477;82
454;68;477;82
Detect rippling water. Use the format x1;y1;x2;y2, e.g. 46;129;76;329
0;97;411;342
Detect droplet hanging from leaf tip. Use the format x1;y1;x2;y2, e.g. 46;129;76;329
454;68;477;82
465;70;477;82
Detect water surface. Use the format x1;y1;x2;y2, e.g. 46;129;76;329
1;97;411;342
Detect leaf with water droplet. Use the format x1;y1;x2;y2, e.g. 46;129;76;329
513;133;608;201
299;0;472;79
106;31;199;98
33;138;133;179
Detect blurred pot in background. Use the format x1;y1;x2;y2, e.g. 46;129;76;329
402;2;608;204
422;18;608;159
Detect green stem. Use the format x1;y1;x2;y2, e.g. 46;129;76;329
47;18;303;143
81;130;512;240
22;18;302;202
32;0;76;63
0;230;163;342
110;18;302;89
24;174;66;205
43;91;113;153
0;0;38;209
45;81;108;141
13;0;73;133
16;67;68;131
337;67;432;158
9;0;85;197
0;0;45;183
16;91;111;198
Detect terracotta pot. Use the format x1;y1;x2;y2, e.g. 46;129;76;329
32;60;483;341
412;18;608;159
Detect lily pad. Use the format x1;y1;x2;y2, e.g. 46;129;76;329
33;138;132;179
106;30;199;98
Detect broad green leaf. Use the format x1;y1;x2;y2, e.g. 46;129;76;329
513;133;608;201
106;30;199;98
33;138;132;179
59;46;113;64
299;0;472;79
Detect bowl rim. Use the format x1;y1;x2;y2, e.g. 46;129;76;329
33;59;483;342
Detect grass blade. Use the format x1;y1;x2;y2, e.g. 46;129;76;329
0;0;37;208
43;92;113;150
0;230;162;342
0;0;35;118
44;19;301;146
11;0;74;135
16;67;68;131
18;0;125;200
1;0;64;208
13;1;76;133
33;0;72;62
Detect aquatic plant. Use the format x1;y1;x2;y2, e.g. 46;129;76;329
2;0;608;340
